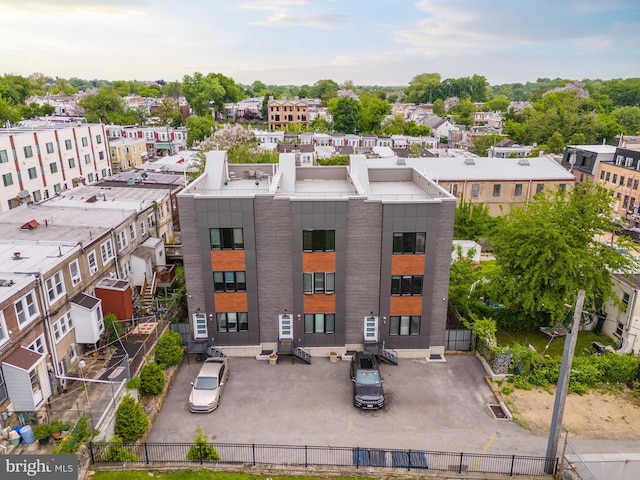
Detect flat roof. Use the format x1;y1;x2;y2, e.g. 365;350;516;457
366;155;576;181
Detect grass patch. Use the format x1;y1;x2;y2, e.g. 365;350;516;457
495;329;616;358
92;472;381;480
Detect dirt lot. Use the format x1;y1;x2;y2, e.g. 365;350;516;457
504;385;640;440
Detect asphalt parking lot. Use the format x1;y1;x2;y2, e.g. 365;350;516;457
148;353;564;456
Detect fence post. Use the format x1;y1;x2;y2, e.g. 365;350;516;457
510;454;515;476
356;447;360;469
252;443;256;466
407;449;412;471
199;443;203;464
459;452;464;474
144;442;150;465
305;445;308;468
88;442;94;464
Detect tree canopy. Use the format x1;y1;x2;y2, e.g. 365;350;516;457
488;182;634;329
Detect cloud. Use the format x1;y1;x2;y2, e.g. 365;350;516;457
251;12;349;28
240;0;308;10
0;0;149;15
570;35;615;51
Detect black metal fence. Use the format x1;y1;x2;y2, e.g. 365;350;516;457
89;441;557;477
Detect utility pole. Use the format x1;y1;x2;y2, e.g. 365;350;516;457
545;289;585;474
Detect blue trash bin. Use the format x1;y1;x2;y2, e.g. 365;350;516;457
20;425;35;444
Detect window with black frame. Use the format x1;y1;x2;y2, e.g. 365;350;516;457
392;232;426;254
210;228;244;250
303;230;335;252
217;312;249;332
304;313;335;334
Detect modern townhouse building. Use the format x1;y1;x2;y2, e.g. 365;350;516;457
382;155;576;216
0;124;111;214
178;151;456;359
560;145;616;183
267;98;309;131
596;148;640;225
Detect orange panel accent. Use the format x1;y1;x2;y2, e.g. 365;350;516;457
210;250;246;271
390;296;423;315
391;255;425;275
303;252;335;272
304;294;336;312
214;293;248;311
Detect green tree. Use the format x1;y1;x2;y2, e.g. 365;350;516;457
163;81;182;99
404;73;442;104
154;330;184;369
0;97;22;125
309;79;339;105
483;95;510;112
183;72;224;116
78;89;127;124
358;91;391;134
104;313;123;342
613;106;640;135
472;133;504;156
114;395;149;442
310;117;330;133
568;132;586;145
545;131;565;154
448;246;483;316
186;115;214;147
186;427;221;461
139;363;165;396
432;98;445;116
327;96;361;134
454;199;497;240
449;99;476;126
153;97;182;126
489;181;633;329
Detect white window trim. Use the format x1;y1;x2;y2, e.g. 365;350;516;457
52;311;74;343
193;313;208;339
116;230;128;252
28;334;47;354
100;239;114;264
46;270;66;303
88;251;98;275
0;311;8;347
129;223;137;241
69;259;82;285
15;291;39;329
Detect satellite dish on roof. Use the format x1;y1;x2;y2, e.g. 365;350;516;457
141;172;148;179
17;190;30;199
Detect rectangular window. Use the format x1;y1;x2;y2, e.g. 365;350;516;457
0;311;8;347
28;335;46;354
600;170;606;180
389;315;421;336
612;174;618;184
52;312;74;343
302;230;335;252
0;149;8;163
210;228;244;250
88;251;98;274
493;184;501;197
46;142;54;154
88;173;94;183
147;213;155;228
115;230;128;251
514;184;523;196
68;157;75;168
617;322;624;337
392;232;426;254
65;139;72;150
50;162;58;173
471;184;480;198
81;137;88;147
140;221;146;236
634;180;639;191
15;291;39;328
303;272;335;294
2;173;12;186
605;172;611;182
129;223;136;240
623;195;629;209
213;271;246;292
24;146;33;158
46;270;65;302
85;154;91;164
28;167;37;179
623;292;630;307
99;151;105;160
391;275;423;296
217;312;249;332
100;240;114;263
33;190;41;202
69;259;81;285
0;368;6;404
536;184;544;194
96;135;102;144
620;175;625;186
303;313;335;334
29;369;41;395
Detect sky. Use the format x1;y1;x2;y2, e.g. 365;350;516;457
1;0;639;87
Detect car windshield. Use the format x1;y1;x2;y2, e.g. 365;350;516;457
194;376;218;390
355;370;381;385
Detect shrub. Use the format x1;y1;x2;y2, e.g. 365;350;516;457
52;416;94;454
126;376;141;390
596;353;639;384
140;363;165;396
155;330;184;369
104;313;123;342
186;427;220;462
114;395;149;442
103;435;139;462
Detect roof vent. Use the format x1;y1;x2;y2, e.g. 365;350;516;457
464;158;475;165
397;157;406;166
20;219;40;230
13;252;21;260
0;279;15;287
518;158;530;166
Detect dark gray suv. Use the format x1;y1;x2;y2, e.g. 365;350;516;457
350;351;384;409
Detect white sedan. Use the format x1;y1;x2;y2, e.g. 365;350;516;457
188;357;229;413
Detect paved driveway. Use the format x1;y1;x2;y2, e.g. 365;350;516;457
147;354;638;457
